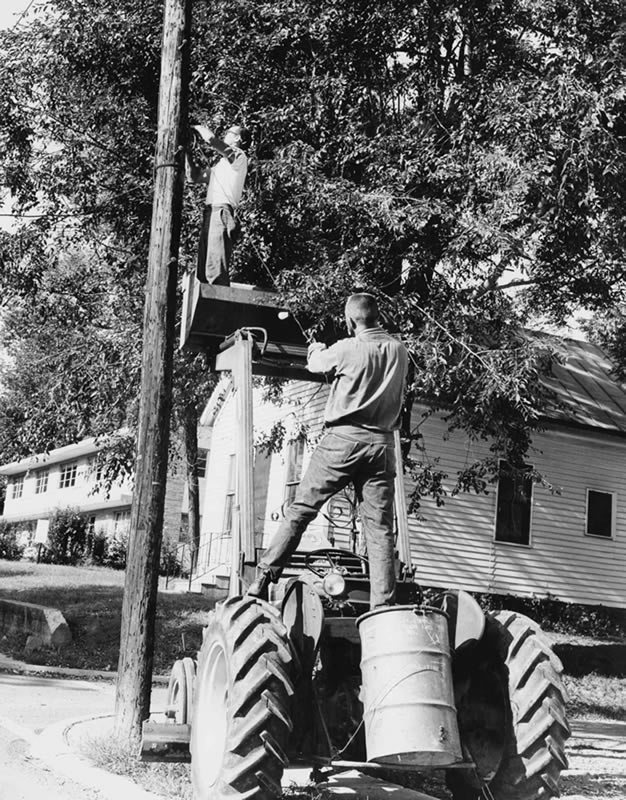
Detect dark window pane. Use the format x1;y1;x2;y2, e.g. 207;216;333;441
495;462;532;545
586;490;613;538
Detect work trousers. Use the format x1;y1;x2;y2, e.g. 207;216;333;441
259;425;397;608
197;204;240;285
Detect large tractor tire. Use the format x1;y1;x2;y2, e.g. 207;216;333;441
190;596;295;800
448;610;570;800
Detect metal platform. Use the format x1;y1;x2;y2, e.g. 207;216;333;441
180;272;319;380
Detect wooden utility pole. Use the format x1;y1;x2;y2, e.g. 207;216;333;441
114;0;191;743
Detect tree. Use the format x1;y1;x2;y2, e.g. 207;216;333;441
2;0;624;480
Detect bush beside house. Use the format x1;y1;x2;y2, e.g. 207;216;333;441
0;520;24;561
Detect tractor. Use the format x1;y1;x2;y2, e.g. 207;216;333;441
142;284;571;800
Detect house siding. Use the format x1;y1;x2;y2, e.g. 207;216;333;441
407;408;626;609
199;382;332;579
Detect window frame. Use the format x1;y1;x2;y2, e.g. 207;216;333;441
88;456;103;482
493;460;534;547
113;509;131;537
35;469;49;495
584;488;615;540
11;474;25;499
283;437;305;511
59;461;78;489
222;454;236;534
197;448;208;479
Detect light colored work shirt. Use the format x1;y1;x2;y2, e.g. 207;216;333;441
205;148;248;207
307;326;409;432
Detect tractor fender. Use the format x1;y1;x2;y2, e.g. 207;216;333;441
281;576;325;676
442;589;486;652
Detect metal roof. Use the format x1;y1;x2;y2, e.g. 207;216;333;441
539;335;626;434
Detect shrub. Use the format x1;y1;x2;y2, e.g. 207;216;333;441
103;531;128;570
473;591;626;639
160;540;184;578
47;507;88;565
0;520;24;561
82;528;108;566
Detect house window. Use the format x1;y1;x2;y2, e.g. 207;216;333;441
113;510;131;536
197;448;208;479
11;474;25;499
223;454;236;534
88;456;103;482
284;438;305;510
59;462;78;489
586;490;614;539
495;461;533;545
35;470;49;494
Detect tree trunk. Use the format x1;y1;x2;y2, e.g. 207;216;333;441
114;0;191;744
184;402;200;573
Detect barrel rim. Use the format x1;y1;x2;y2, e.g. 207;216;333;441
356;603;449;627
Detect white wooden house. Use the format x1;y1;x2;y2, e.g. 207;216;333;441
196;334;626;609
0;429;212;553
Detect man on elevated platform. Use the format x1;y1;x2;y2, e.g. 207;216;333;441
248;292;409;608
187;122;250;285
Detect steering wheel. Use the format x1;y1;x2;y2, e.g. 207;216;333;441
304;548;369;578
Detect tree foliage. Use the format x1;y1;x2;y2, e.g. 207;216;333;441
0;0;624;491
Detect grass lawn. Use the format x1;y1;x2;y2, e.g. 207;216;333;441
0;559;624;721
0;560;210;675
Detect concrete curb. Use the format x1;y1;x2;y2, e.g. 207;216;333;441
34;714;166;800
0;652;168;684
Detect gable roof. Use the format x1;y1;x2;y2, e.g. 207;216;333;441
539;335;626;435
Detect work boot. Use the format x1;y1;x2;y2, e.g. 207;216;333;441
246;567;272;600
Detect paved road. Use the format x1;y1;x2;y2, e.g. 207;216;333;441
0;709;102;800
0;672;118;732
0;672;167;800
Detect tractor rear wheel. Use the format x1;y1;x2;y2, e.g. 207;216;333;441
190;596;295;800
165;657;196;724
448;610;570;800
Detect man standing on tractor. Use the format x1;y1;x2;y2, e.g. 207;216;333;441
248;292;409;608
186;122;250;285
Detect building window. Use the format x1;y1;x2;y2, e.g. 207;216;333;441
59;462;78;489
495;461;533;546
113;510;131;536
197;448;208;479
88;456;103;482
223;454;236;534
11;474;25;499
586;490;614;539
35;470;49;494
284;438;305;511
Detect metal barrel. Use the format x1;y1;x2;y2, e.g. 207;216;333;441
357;605;463;766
